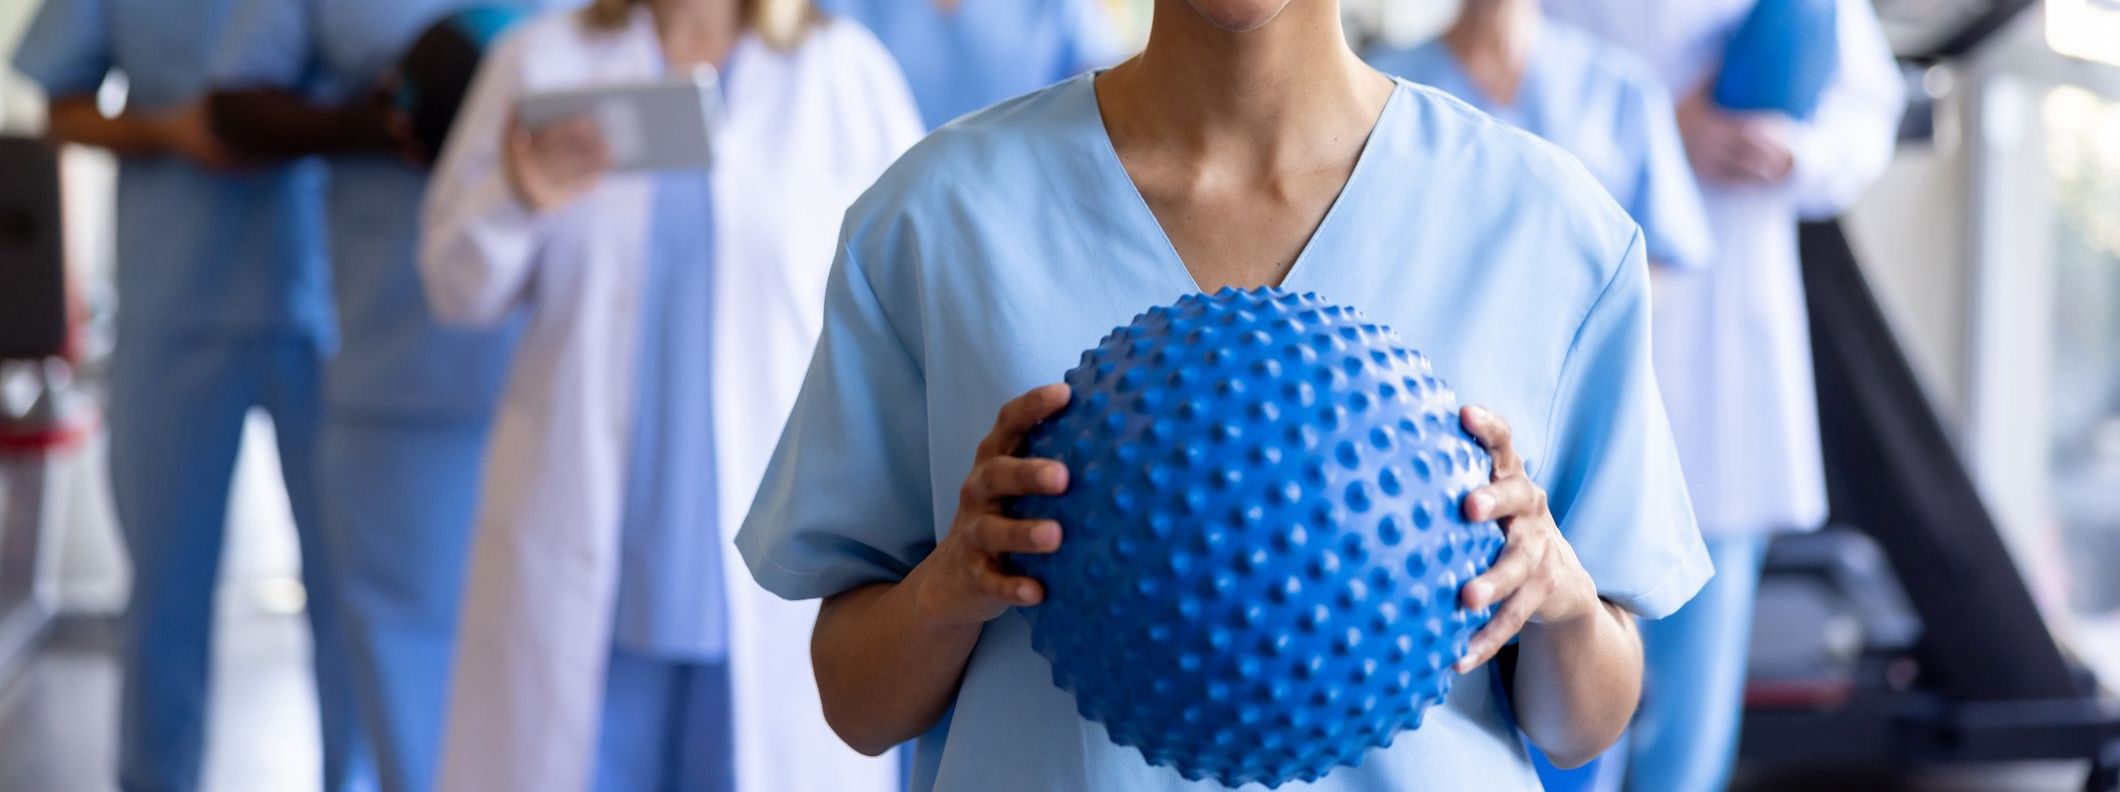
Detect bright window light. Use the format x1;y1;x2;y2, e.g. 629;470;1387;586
2047;0;2120;67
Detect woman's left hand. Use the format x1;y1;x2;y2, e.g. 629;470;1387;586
1452;405;1603;674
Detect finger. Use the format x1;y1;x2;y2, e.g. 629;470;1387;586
962;456;1069;506
1695;149;1746;185
1737;144;1790;183
548;116;599;143
966;514;1063;555
975;384;1071;460
1459;405;1523;477
541;123;598;157
1457;587;1542;673
976;562;1045;606
552;147;605;182
582;132;612;169
1464;475;1544;524
1461;531;1542;609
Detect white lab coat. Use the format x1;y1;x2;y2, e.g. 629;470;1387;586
416;8;922;792
1545;0;1905;536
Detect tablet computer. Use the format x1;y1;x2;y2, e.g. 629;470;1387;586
517;66;719;172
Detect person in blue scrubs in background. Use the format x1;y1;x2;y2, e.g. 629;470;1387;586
814;0;1123;129
1543;1;1905;789
201;1;571;790
1366;0;1711;273
12;1;354;791
736;0;1714;789
1367;3;1712;788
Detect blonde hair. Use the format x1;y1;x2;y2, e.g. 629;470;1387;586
582;0;816;49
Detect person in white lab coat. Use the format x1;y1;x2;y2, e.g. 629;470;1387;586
1540;1;1906;789
415;0;922;789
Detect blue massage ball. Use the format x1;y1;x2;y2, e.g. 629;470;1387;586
1010;287;1505;788
1714;0;1840;120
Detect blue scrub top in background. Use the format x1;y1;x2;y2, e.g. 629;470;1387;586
612;168;728;660
210;0;568;419
13;0;333;343
1367;23;1713;271
816;0;1122;130
738;74;1711;791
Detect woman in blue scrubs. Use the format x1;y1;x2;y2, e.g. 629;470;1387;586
814;0;1122;129
736;0;1713;789
1365;0;1711;273
12;2;352;791
203;2;570;790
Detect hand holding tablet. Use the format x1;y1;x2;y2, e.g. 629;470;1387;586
516;66;721;172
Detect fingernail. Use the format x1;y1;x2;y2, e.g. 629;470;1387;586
1032;522;1060;548
1040;465;1067;491
1464;582;1487;606
1017;583;1038;602
1469;492;1493;517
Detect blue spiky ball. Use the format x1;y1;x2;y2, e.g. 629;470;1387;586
1010;288;1505;788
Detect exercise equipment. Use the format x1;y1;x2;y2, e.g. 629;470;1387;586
1011;287;1502;788
396;6;529;159
0;139;64;361
1737;220;2120;790
0;138;87;691
1715;0;1840;120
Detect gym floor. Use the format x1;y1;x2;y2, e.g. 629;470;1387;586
0;611;2091;792
0;609;319;792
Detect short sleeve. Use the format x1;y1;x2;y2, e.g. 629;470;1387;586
209;0;318;90
11;0;111;98
1621;80;1713;271
1537;229;1711;619
738;237;938;600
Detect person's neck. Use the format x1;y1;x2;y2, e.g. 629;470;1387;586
650;0;742;67
1097;1;1390;166
1441;0;1540;106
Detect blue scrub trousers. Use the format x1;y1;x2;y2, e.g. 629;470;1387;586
319;414;490;792
1625;534;1768;792
107;333;365;792
593;648;736;792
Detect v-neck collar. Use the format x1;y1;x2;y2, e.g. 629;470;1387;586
1074;72;1409;296
1422;32;1545;128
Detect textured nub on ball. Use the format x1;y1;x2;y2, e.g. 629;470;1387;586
1011;287;1505;788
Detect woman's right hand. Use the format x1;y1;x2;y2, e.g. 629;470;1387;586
909;384;1072;628
504;115;611;214
1676;89;1794;185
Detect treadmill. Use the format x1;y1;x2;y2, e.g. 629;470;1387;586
1737;4;2120;789
0;137;71;689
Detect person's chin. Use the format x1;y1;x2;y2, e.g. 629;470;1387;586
1182;0;1292;32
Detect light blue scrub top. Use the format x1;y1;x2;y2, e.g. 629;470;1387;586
815;0;1120;130
13;0;333;342
1367;24;1713;271
738;75;1713;791
612;169;727;659
210;0;563;418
